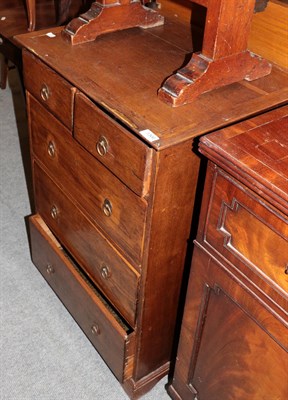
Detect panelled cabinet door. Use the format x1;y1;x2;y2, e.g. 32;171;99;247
169;245;288;400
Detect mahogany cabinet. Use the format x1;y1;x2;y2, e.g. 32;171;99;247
168;106;288;400
16;1;288;398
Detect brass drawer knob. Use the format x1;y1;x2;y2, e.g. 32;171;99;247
100;265;111;280
46;264;54;275
91;324;100;335
96;136;108;156
40;84;50;101
47;141;55;158
50;205;58;219
102;198;112;217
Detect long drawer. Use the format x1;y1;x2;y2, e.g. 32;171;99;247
28;94;147;266
203;167;288;305
29;215;136;382
33;162;139;327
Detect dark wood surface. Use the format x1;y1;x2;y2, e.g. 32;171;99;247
18;2;288;398
16;0;288;150
169;244;288;400
23;41;201;396
0;0;85;88
62;0;165;45
29;214;135;382
28;93;148;267
158;0;272;106
74;92;153;197
169;106;288;400
199;105;288;214
0;0;85;39
33;161;140;327
0;0;58;45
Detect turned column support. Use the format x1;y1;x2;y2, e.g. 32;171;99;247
62;0;164;45
158;0;272;107
26;0;36;31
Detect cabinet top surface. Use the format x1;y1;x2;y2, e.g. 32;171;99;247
200;105;288;214
16;1;288;149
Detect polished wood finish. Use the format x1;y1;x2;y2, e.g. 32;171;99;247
16;11;288;150
17;2;288;398
0;0;85;89
33;161;140;326
27;90;148;266
62;0;164;45
74;92;153;197
158;0;272;106
26;0;36;30
169;245;287;400
0;0;56;89
199;106;288;215
24;52;76;128
29;214;136;382
168;106;288;399
249;0;288;69
25;0;88;31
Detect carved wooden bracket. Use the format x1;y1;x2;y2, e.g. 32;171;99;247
158;0;272;107
62;0;164;45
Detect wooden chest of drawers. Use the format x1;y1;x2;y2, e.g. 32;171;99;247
168;106;288;400
16;2;288;397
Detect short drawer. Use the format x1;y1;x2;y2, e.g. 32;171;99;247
29;215;135;382
203;167;288;296
33;162;139;327
23;50;76;129
74;93;153;196
28;94;147;266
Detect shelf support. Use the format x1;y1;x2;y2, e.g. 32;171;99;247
158;0;272;107
62;0;164;45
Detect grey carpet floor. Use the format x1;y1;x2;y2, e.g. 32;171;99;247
0;67;170;400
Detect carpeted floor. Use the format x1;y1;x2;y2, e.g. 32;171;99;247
0;66;170;400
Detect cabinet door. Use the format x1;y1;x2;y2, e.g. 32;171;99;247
169;244;288;400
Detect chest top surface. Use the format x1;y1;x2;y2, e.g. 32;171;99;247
199;105;288;214
16;1;288;150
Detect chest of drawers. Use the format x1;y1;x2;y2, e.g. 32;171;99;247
16;1;288;397
168;106;288;400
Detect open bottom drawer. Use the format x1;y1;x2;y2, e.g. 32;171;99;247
29;215;135;382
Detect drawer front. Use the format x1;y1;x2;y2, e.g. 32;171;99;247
29;215;135;382
28;94;147;265
33;162;139;327
23;51;76;129
204;168;288;295
74;93;153;197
